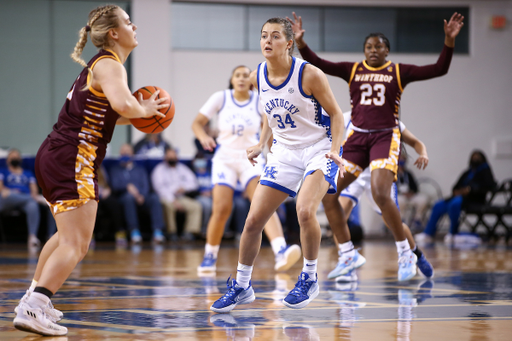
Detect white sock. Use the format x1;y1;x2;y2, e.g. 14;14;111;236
28;279;38;293
338;241;355;258
205;244;220;258
302;258;317;280
270;237;287;255
396;239;411;254
236;263;253;289
27;292;50;308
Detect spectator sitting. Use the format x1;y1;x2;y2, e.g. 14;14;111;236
192;154;215;237
109;144;166;244
396;154;431;231
94;165;127;246
151;147;202;240
0;149;56;247
415;150;496;245
134;133;171;158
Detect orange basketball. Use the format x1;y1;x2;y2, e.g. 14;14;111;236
130;86;175;134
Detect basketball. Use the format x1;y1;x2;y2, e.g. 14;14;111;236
130;86;175;134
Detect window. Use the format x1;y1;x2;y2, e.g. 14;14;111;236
171;3;469;54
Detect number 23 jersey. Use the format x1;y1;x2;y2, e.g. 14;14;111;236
257;57;332;149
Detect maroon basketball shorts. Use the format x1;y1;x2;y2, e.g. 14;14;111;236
342;127;401;178
35;138;99;215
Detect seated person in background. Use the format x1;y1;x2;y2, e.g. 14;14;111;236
151;147;202;240
416;150;496;244
0;149;56;247
110;144;166;244
397;154;431;231
134;133;171;158
192;154;215;237
94;165;127;246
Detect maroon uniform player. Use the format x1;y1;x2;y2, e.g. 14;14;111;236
13;5;167;336
288;12;464;281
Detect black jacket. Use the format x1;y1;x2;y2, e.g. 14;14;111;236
452;163;496;206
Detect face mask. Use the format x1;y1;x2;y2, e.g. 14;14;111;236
119;155;132;164
167;159;178;167
9;159;21;168
193;159;207;169
470;159;483;168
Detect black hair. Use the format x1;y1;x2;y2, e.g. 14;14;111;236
261;17;295;56
364;33;390;51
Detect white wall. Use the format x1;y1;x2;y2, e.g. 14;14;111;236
132;0;512;225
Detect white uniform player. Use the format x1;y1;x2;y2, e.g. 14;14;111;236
199;89;264;190
257;57;340;197
340;111;403;214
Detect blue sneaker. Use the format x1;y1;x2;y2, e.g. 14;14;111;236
198;253;217;272
130;229;142;244
153;230;165;244
327;250;366;279
274;244;302;271
416;253;434;278
398;251;417;281
283;272;319;309
210;277;255;313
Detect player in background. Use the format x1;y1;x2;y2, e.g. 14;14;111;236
192;65;301;274
13;5;168;336
210;17;344;313
288;11;464;281
328;112;434;282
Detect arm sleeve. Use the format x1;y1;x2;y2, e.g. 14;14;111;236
181;165;199;192
298;45;355;82
470;168;497;195
109;167;127;194
151;164;176;202
399;45;454;88
452;170;469;191
137;167;150;197
198;91;225;119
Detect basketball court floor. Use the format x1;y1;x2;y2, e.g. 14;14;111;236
0;240;511;340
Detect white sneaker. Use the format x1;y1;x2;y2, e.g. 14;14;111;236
13;301;67;336
14;291;63;322
274;244;301;272
415;232;434;245
28;234;41;248
443;233;454;246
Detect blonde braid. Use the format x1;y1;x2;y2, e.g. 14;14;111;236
70;5;119;90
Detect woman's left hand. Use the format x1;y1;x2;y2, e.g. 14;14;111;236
414;154;429;170
444;12;464;39
325;152;345;177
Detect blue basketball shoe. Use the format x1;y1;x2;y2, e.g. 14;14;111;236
398;251;417;281
210;277;255;313
416;254;434;278
327;250;366;279
198;253;217;272
283;272;319;309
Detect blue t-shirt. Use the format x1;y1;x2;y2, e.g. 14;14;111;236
0;168;36;194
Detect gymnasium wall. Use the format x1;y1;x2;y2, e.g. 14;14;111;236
0;0;510;234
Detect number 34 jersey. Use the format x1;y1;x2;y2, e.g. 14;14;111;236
257;57;332;149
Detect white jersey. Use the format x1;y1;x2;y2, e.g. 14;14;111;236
257;57;331;149
199;89;262;150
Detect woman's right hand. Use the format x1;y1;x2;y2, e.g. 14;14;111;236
137;90;168;118
286;12;306;48
199;135;217;152
247;144;263;166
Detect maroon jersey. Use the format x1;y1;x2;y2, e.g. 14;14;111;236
49;49;121;165
36;49;121;208
299;44;453;129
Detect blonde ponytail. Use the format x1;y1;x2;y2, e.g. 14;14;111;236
70;4;120;91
